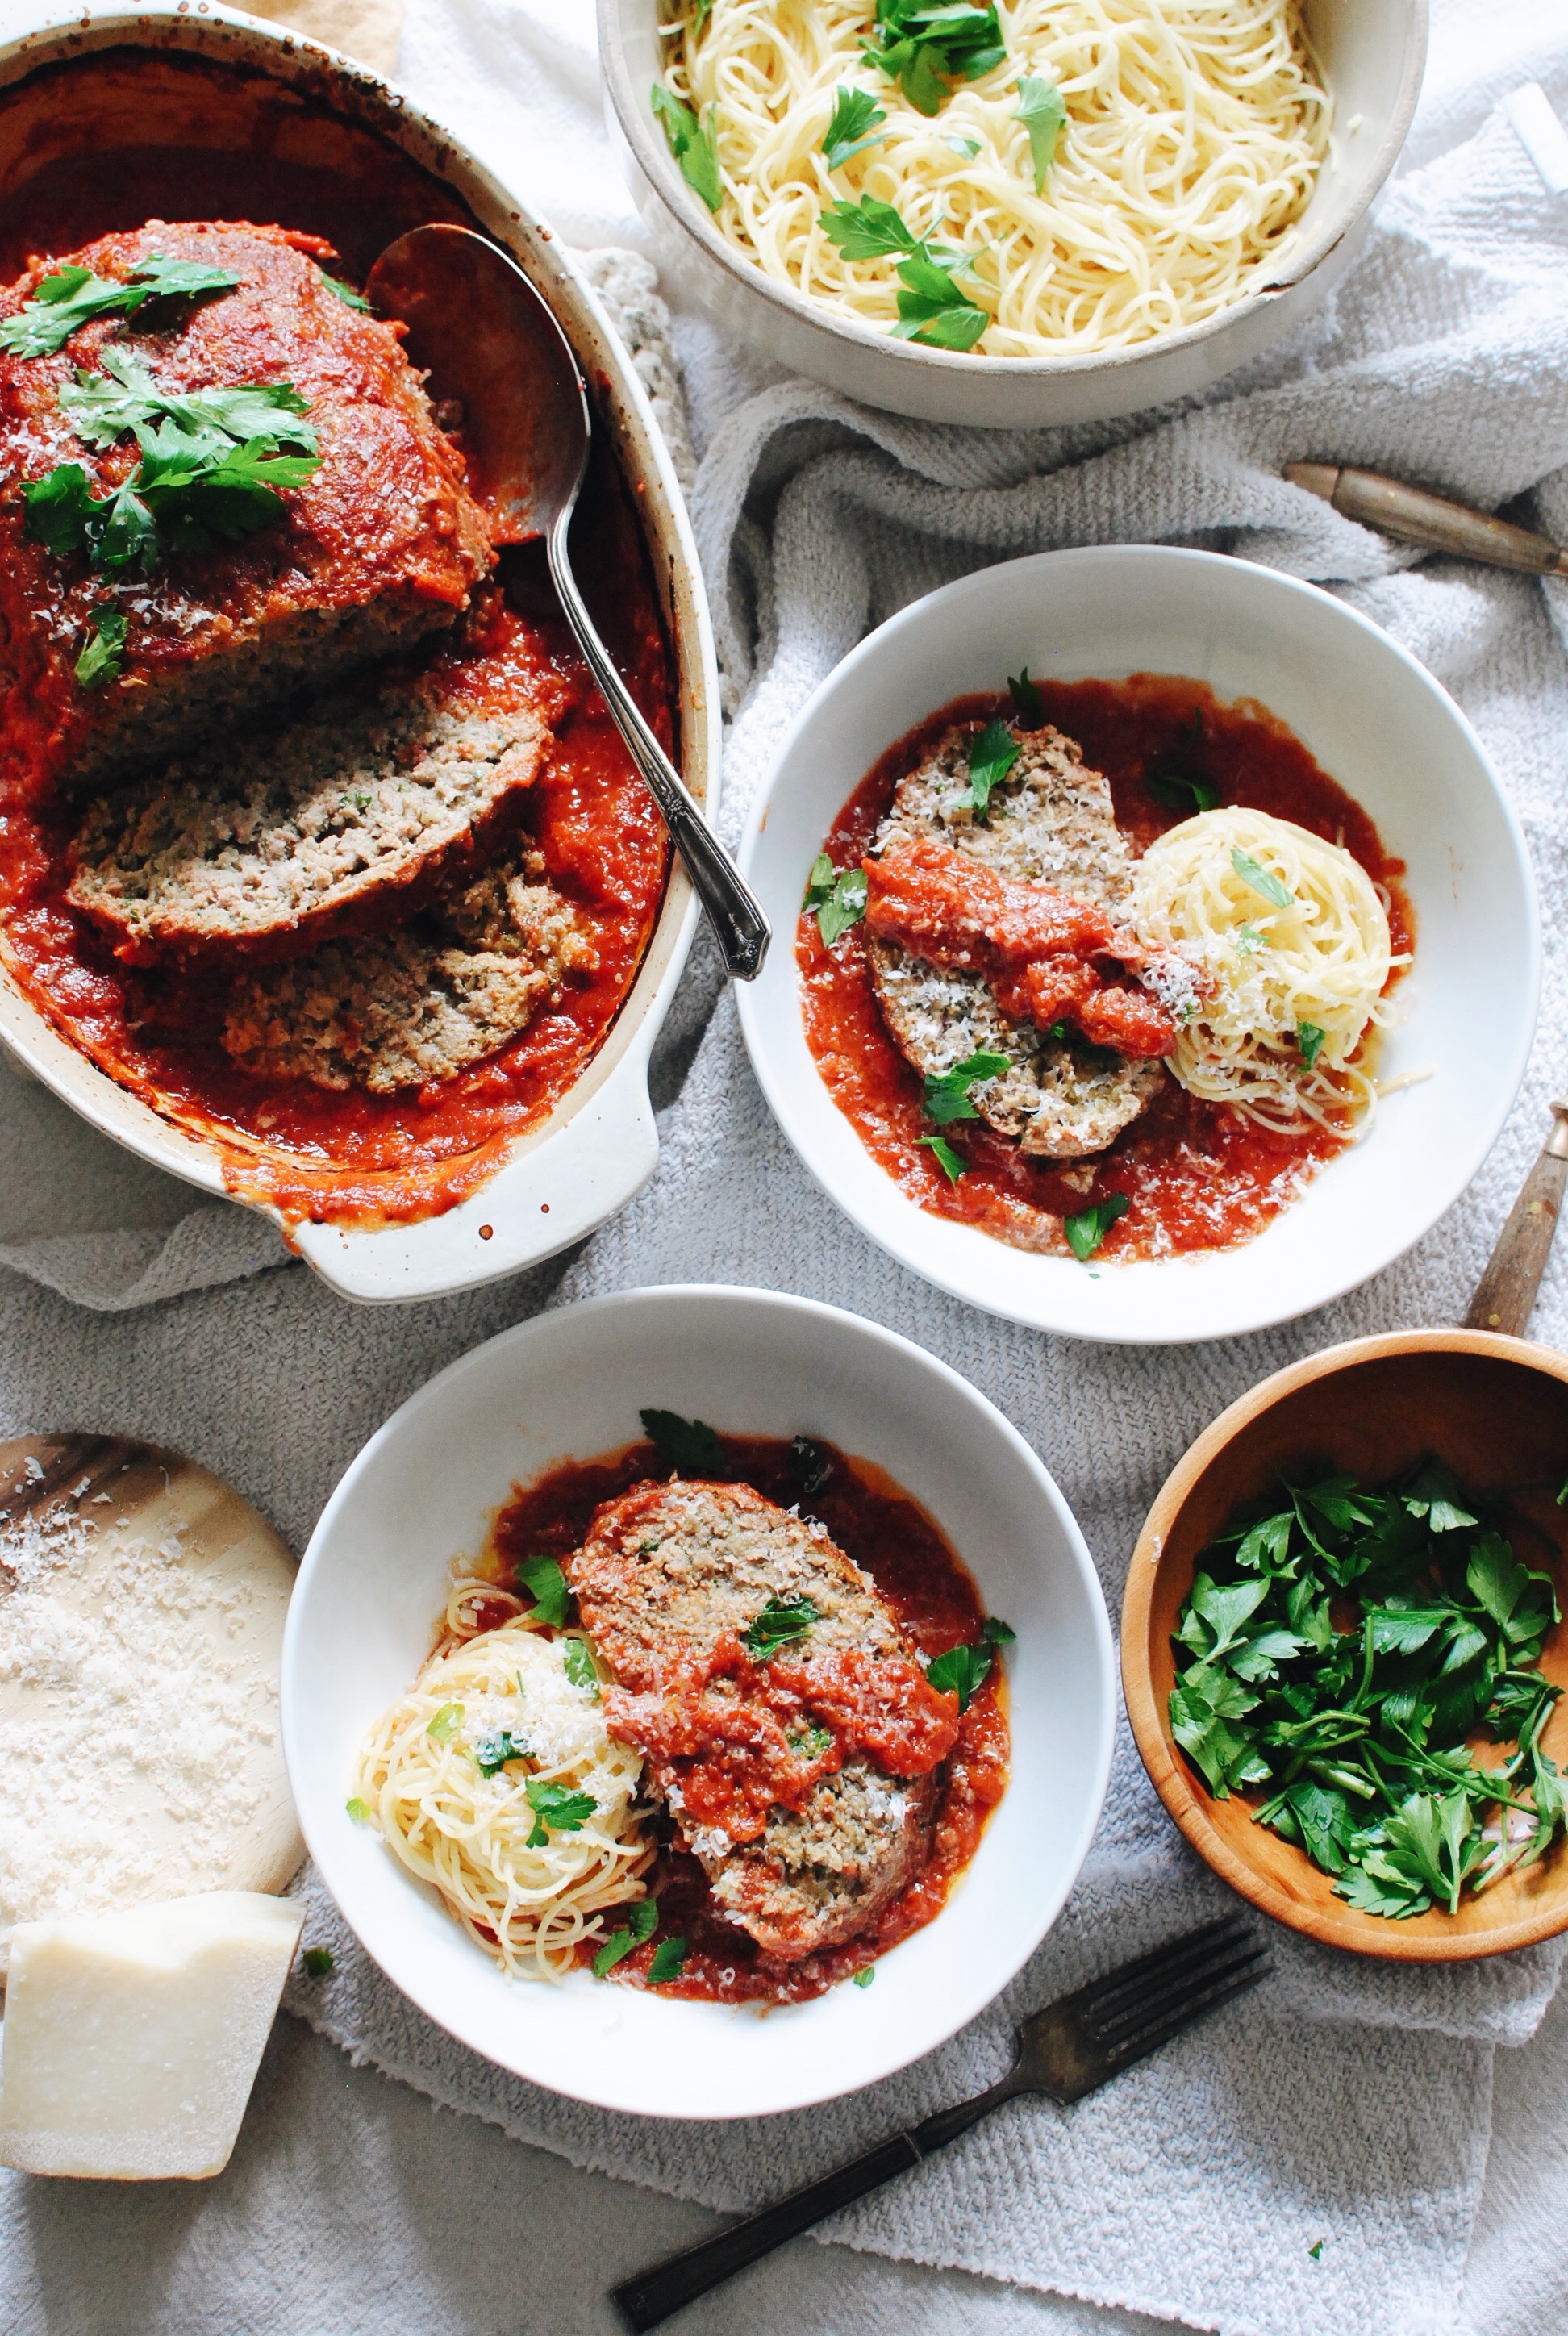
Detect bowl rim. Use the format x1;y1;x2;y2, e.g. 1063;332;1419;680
1122;1326;1568;1962
281;1280;1118;2117
597;0;1430;385
0;1;719;1291
733;543;1542;1345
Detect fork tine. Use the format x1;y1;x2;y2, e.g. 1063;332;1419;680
1070;1913;1253;2020
1089;1935;1270;2043
1099;1950;1273;2071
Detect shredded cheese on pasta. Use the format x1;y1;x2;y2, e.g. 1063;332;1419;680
660;0;1331;357
354;1587;653;1980
1130;806;1402;1135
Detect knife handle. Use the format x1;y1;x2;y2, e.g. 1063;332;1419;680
1465;1102;1568;1338
1287;463;1568;578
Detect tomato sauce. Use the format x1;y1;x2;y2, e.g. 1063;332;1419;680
486;1429;1011;2004
801;675;1412;1262
0;117;674;1230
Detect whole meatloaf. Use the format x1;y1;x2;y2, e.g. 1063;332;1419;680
68;652;553;966
0;220;494;799
219;849;598;1094
567;1479;961;1961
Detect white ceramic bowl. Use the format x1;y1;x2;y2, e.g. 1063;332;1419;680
736;546;1541;1345
283;1285;1115;2119
599;0;1428;429
0;3;719;1304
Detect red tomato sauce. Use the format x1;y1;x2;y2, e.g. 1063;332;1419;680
801;676;1412;1262
486;1430;1011;2004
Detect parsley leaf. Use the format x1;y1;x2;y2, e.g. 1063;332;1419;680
790;1434;833;1498
824;86;886;170
592;1898;658;1977
0;253;240;358
302;1946;335;1978
861;0;1006;117
516;1554;571;1629
1402;1460;1478;1535
345;1796;372;1823
853;1964;876;1987
927;1639;993;1709
561;1636;600;1696
1015;76;1066;191
75;609;126;690
982;1615;1016;1644
473;1727;527;1777
820;195;989;349
1065;1191;1130;1262
744;1595;819;1660
1296;1021;1326;1071
921;1133;968;1182
1232;847;1293;911
426;1700;465;1743
924;1048;1009;1124
320;272;371;311
59;344;316;456
803;854;869;945
640;1407;728;1476
523;1779;597;1846
1008;665;1045;725
651;84;724;211
821;192;920;261
1145;711;1216;814
648;1936;690;1985
964;717;1020;819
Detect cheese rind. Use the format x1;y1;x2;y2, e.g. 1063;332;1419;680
0;1890;304;2180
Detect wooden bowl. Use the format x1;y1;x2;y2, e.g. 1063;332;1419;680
1123;1329;1568;1959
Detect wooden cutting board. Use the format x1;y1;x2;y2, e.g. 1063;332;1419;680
0;1434;302;1967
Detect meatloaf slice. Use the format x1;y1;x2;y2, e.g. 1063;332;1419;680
68;666;551;966
567;1480;951;1960
219;850;597;1093
868;720;1164;1159
0;220;494;799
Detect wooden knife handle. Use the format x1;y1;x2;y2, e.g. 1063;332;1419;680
1465;1103;1568;1337
1287;463;1568;578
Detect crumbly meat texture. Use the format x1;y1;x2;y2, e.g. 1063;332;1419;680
0;220;494;798
868;722;1164;1158
68;661;552;966
567;1479;941;1959
219;849;597;1093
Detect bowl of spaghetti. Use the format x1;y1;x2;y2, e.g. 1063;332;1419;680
283;1285;1114;2116
735;544;1538;1343
599;0;1427;427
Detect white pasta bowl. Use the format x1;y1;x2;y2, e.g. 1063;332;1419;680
599;0;1428;428
0;3;717;1304
283;1285;1114;2119
735;545;1539;1345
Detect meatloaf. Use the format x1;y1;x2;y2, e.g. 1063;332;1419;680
68;657;552;966
219;849;597;1093
568;1480;958;1960
867;720;1166;1158
0;220;494;798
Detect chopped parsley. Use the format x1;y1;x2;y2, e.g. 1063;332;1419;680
561;1635;600;1696
1065;1191;1130;1262
647;1935;691;1985
1236;924;1264;957
523;1779;597;1846
1308;2241;1325;2263
927;1638;993;1709
964;717;1020;820
640;1407;728;1476
516;1554;571;1629
982;1616;1016;1645
823;85;886;170
320;272;371;311
0;253;240;359
921;1133;968;1183
1015;76;1066;190
344;1797;372;1823
1296;1021;1327;1070
744;1595;819;1660
789;1722;835;1757
1232;847;1293;911
1145;711;1216;815
1007;665;1045;726
803;853;869;946
302;1946;335;1979
426;1700;464;1743
1169;1463;1566;1917
946;133;982;158
74;610;126;690
923;1048;1009;1124
650;84;724;211
853;1965;876;1988
820;194;989;350
473;1728;527;1778
592;1899;658;1977
861;0;1006;117
790;1433;833;1499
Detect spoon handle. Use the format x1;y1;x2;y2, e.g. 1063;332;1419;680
547;515;770;982
1464;1100;1568;1337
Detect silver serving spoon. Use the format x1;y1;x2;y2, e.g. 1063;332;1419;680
365;223;769;982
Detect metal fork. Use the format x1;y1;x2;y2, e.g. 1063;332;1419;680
611;1913;1271;2332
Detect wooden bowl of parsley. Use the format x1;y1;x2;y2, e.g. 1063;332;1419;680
1123;1329;1568;1958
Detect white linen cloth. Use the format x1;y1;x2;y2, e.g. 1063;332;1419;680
7;1;1568;2330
